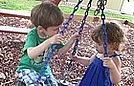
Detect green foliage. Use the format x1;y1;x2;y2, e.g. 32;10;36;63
0;0;37;11
59;6;85;15
59;6;134;22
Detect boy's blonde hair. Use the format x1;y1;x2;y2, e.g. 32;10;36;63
31;2;64;29
91;21;126;51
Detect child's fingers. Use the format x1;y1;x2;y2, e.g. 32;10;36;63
71;55;77;60
50;34;63;44
74;33;82;40
102;57;115;68
103;62;108;67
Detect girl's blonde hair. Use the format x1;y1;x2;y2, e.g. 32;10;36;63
91;21;126;51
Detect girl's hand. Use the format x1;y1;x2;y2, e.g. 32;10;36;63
101;57;116;69
71;33;81;41
48;34;63;44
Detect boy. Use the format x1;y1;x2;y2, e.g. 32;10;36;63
16;2;80;86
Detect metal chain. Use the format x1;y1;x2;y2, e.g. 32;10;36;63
94;0;108;56
100;0;108;57
94;0;107;16
60;0;83;35
63;0;93;83
97;0;110;86
72;0;93;55
38;0;83;82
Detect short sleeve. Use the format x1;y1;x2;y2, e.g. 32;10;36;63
22;29;38;52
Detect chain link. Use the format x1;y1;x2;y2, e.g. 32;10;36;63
94;0;107;16
99;0;108;57
63;0;93;83
60;0;83;35
72;0;92;55
97;0;110;86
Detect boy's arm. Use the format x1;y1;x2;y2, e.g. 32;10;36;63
58;33;80;54
27;34;63;59
27;39;52;59
58;39;74;54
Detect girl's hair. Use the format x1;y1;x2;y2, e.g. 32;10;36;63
30;2;64;29
91;21;126;51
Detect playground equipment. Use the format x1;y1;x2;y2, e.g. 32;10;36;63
0;0;133;85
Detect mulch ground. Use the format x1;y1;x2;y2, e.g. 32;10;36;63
0;16;134;86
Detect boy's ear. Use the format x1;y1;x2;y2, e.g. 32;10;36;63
37;26;45;31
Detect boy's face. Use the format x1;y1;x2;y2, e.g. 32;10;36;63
44;25;62;36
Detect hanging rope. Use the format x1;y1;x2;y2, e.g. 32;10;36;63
62;0;93;83
37;0;83;83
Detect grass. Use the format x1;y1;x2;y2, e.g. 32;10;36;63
59;6;134;22
0;0;37;11
0;0;134;21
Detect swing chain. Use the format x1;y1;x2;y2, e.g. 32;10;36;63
100;0;108;57
63;0;93;83
94;0;107;16
72;0;93;56
60;0;83;35
38;44;57;82
99;1;110;85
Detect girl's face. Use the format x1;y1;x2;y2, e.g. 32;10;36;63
96;43;114;55
96;43;104;54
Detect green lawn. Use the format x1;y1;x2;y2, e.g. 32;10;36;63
0;0;37;10
0;0;134;21
59;6;134;22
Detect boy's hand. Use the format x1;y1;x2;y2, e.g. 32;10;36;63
48;34;63;44
71;55;78;61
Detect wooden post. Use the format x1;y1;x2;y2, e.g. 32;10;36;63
42;0;61;6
